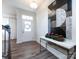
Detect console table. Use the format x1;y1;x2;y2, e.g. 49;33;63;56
40;36;76;59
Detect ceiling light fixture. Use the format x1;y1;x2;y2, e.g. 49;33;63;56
30;1;38;9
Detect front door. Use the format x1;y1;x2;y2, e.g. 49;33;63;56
22;15;34;42
17;13;34;43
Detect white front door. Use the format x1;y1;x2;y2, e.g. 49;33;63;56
17;14;34;43
22;15;34;42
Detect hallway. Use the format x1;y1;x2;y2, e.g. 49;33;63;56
10;40;57;59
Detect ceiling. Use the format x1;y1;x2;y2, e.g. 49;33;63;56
3;0;46;12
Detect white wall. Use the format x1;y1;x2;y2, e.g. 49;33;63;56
36;0;48;43
2;1;16;16
72;0;76;42
2;2;17;39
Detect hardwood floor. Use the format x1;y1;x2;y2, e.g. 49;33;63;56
3;40;58;59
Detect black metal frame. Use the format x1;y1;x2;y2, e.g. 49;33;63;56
40;38;76;59
2;25;11;59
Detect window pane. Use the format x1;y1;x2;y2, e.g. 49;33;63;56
22;15;27;19
22;14;33;32
24;21;31;32
2;17;9;25
22;15;33;21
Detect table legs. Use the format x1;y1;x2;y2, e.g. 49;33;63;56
40;38;48;52
67;46;76;59
67;50;70;59
40;38;76;59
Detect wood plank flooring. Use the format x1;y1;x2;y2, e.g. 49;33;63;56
3;40;58;59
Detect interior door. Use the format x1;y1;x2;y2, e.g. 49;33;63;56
17;13;34;43
22;15;33;42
